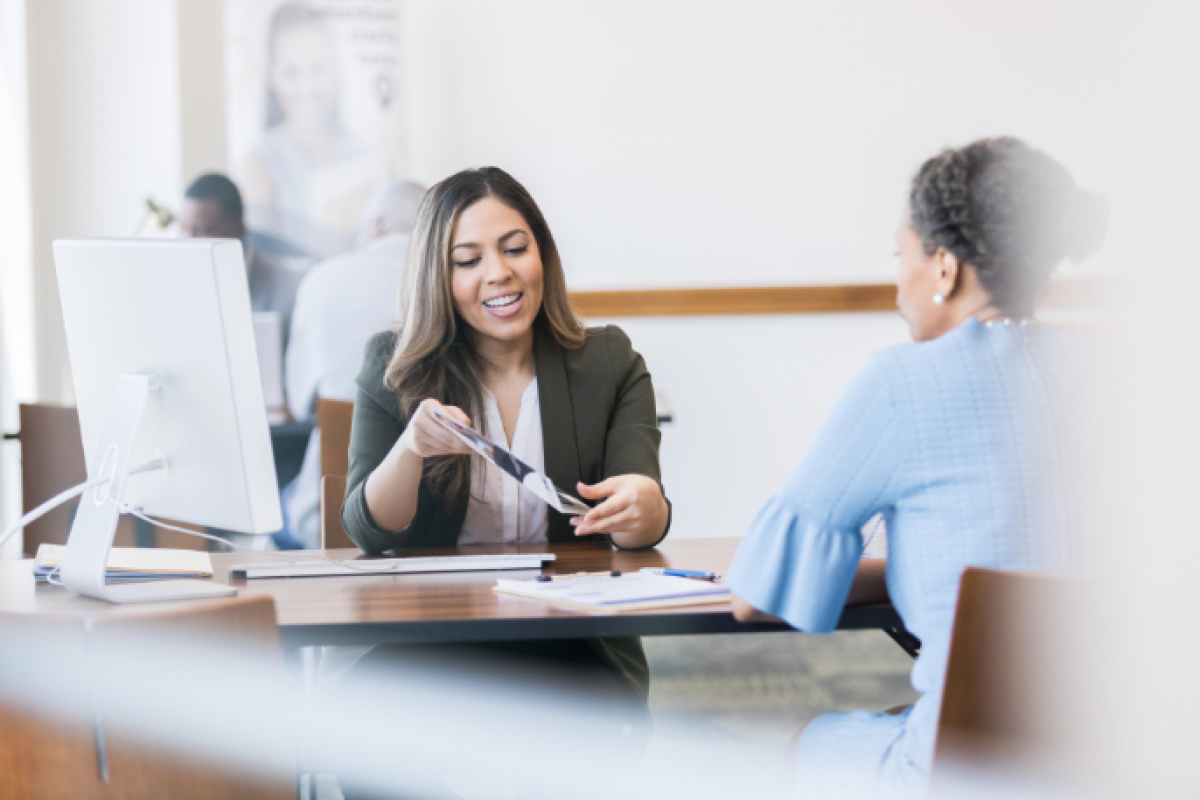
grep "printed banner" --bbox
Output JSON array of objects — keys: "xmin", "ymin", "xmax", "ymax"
[{"xmin": 224, "ymin": 0, "xmax": 405, "ymax": 258}]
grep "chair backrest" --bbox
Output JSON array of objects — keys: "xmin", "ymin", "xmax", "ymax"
[
  {"xmin": 16, "ymin": 403, "xmax": 206, "ymax": 555},
  {"xmin": 0, "ymin": 612, "xmax": 97, "ymax": 800},
  {"xmin": 932, "ymin": 567, "xmax": 1085, "ymax": 784},
  {"xmin": 0, "ymin": 597, "xmax": 292, "ymax": 800},
  {"xmin": 317, "ymin": 398, "xmax": 355, "ymax": 478},
  {"xmin": 320, "ymin": 474, "xmax": 356, "ymax": 550},
  {"xmin": 17, "ymin": 403, "xmax": 90, "ymax": 556}
]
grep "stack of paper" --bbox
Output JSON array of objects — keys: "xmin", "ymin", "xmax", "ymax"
[
  {"xmin": 32, "ymin": 544, "xmax": 214, "ymax": 583},
  {"xmin": 495, "ymin": 572, "xmax": 729, "ymax": 614}
]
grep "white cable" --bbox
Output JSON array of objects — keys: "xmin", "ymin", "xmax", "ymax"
[
  {"xmin": 116, "ymin": 504, "xmax": 261, "ymax": 554},
  {"xmin": 0, "ymin": 455, "xmax": 386, "ymax": 575},
  {"xmin": 0, "ymin": 457, "xmax": 166, "ymax": 555},
  {"xmin": 115, "ymin": 503, "xmax": 395, "ymax": 572},
  {"xmin": 0, "ymin": 475, "xmax": 112, "ymax": 553}
]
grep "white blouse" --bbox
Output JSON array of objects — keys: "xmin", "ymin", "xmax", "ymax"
[{"xmin": 458, "ymin": 379, "xmax": 549, "ymax": 544}]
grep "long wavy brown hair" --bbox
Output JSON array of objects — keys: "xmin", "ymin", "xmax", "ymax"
[{"xmin": 385, "ymin": 167, "xmax": 586, "ymax": 510}]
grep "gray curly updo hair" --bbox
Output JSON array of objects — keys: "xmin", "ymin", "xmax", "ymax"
[{"xmin": 909, "ymin": 137, "xmax": 1108, "ymax": 315}]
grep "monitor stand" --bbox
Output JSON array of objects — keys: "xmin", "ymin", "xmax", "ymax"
[{"xmin": 58, "ymin": 374, "xmax": 237, "ymax": 604}]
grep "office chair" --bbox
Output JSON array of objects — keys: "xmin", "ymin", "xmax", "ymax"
[
  {"xmin": 0, "ymin": 597, "xmax": 293, "ymax": 800},
  {"xmin": 930, "ymin": 567, "xmax": 1089, "ymax": 791}
]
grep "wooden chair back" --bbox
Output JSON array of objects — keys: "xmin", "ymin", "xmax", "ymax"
[
  {"xmin": 316, "ymin": 399, "xmax": 358, "ymax": 551},
  {"xmin": 0, "ymin": 597, "xmax": 292, "ymax": 799},
  {"xmin": 16, "ymin": 403, "xmax": 140, "ymax": 556},
  {"xmin": 0, "ymin": 612, "xmax": 97, "ymax": 800},
  {"xmin": 932, "ymin": 567, "xmax": 1084, "ymax": 783},
  {"xmin": 320, "ymin": 475, "xmax": 356, "ymax": 550},
  {"xmin": 317, "ymin": 398, "xmax": 354, "ymax": 479}
]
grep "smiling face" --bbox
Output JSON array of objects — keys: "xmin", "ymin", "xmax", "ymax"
[{"xmin": 448, "ymin": 197, "xmax": 545, "ymax": 347}]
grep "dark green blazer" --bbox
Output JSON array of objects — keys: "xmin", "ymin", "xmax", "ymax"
[{"xmin": 341, "ymin": 323, "xmax": 671, "ymax": 555}]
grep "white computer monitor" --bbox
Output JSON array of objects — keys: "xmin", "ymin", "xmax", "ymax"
[{"xmin": 53, "ymin": 238, "xmax": 282, "ymax": 603}]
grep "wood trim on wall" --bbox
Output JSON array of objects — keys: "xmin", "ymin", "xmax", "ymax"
[
  {"xmin": 570, "ymin": 284, "xmax": 897, "ymax": 317},
  {"xmin": 569, "ymin": 276, "xmax": 1115, "ymax": 317}
]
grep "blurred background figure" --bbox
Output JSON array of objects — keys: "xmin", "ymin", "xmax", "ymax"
[
  {"xmin": 179, "ymin": 172, "xmax": 304, "ymax": 355},
  {"xmin": 277, "ymin": 180, "xmax": 426, "ymax": 550},
  {"xmin": 238, "ymin": 1, "xmax": 378, "ymax": 258}
]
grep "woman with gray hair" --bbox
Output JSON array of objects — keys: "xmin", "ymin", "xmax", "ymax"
[{"xmin": 730, "ymin": 137, "xmax": 1107, "ymax": 797}]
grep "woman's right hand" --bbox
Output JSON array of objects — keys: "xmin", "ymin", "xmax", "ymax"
[{"xmin": 398, "ymin": 399, "xmax": 475, "ymax": 459}]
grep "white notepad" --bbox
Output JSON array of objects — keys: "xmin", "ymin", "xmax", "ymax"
[{"xmin": 494, "ymin": 572, "xmax": 730, "ymax": 614}]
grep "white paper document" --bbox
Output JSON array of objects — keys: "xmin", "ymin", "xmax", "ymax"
[
  {"xmin": 432, "ymin": 408, "xmax": 592, "ymax": 516},
  {"xmin": 32, "ymin": 544, "xmax": 214, "ymax": 582},
  {"xmin": 495, "ymin": 572, "xmax": 730, "ymax": 614}
]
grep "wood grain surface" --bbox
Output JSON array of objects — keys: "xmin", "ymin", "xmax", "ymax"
[
  {"xmin": 567, "ymin": 275, "xmax": 1120, "ymax": 318},
  {"xmin": 570, "ymin": 284, "xmax": 897, "ymax": 317},
  {"xmin": 0, "ymin": 538, "xmax": 898, "ymax": 646}
]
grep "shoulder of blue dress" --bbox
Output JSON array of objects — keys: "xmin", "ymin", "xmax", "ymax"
[{"xmin": 881, "ymin": 317, "xmax": 989, "ymax": 364}]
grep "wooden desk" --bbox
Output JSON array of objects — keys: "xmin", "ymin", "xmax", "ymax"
[{"xmin": 0, "ymin": 537, "xmax": 901, "ymax": 649}]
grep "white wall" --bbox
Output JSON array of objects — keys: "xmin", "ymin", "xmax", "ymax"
[
  {"xmin": 402, "ymin": 0, "xmax": 1122, "ymax": 291},
  {"xmin": 177, "ymin": 0, "xmax": 228, "ymax": 180},
  {"xmin": 24, "ymin": 0, "xmax": 187, "ymax": 404},
  {"xmin": 593, "ymin": 313, "xmax": 908, "ymax": 538},
  {"xmin": 1, "ymin": 0, "xmax": 190, "ymax": 556},
  {"xmin": 0, "ymin": 0, "xmax": 32, "ymax": 554}
]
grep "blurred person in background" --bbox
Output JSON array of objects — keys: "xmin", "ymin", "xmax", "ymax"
[
  {"xmin": 276, "ymin": 180, "xmax": 426, "ymax": 550},
  {"xmin": 333, "ymin": 167, "xmax": 670, "ymax": 797},
  {"xmin": 729, "ymin": 137, "xmax": 1107, "ymax": 798},
  {"xmin": 179, "ymin": 172, "xmax": 303, "ymax": 353}
]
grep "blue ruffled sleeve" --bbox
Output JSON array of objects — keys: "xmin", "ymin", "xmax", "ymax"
[{"xmin": 728, "ymin": 354, "xmax": 901, "ymax": 632}]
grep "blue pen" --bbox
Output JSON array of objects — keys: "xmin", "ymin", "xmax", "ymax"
[{"xmin": 640, "ymin": 567, "xmax": 720, "ymax": 581}]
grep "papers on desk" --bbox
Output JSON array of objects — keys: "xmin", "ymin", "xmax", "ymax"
[
  {"xmin": 32, "ymin": 544, "xmax": 214, "ymax": 583},
  {"xmin": 495, "ymin": 572, "xmax": 730, "ymax": 614},
  {"xmin": 861, "ymin": 514, "xmax": 888, "ymax": 559}
]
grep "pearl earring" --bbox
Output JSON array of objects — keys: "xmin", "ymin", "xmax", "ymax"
[{"xmin": 932, "ymin": 293, "xmax": 946, "ymax": 305}]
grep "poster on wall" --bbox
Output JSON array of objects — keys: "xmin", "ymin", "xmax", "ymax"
[{"xmin": 224, "ymin": 0, "xmax": 404, "ymax": 259}]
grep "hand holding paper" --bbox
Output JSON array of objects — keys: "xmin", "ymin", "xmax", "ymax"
[
  {"xmin": 571, "ymin": 475, "xmax": 670, "ymax": 538},
  {"xmin": 431, "ymin": 408, "xmax": 591, "ymax": 516},
  {"xmin": 401, "ymin": 399, "xmax": 476, "ymax": 459}
]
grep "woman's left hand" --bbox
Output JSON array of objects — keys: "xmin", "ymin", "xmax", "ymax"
[{"xmin": 571, "ymin": 475, "xmax": 669, "ymax": 548}]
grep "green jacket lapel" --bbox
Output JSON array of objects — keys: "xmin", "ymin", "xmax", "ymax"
[{"xmin": 534, "ymin": 325, "xmax": 583, "ymax": 542}]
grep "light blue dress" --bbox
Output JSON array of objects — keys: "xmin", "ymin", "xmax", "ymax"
[{"xmin": 728, "ymin": 318, "xmax": 1095, "ymax": 797}]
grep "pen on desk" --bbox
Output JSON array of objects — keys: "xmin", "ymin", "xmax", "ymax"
[{"xmin": 640, "ymin": 567, "xmax": 720, "ymax": 581}]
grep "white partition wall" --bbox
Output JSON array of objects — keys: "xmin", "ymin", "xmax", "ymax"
[
  {"xmin": 23, "ymin": 0, "xmax": 186, "ymax": 405},
  {"xmin": 399, "ymin": 0, "xmax": 1124, "ymax": 289}
]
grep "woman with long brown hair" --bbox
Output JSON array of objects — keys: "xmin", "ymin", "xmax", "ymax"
[
  {"xmin": 342, "ymin": 166, "xmax": 670, "ymax": 551},
  {"xmin": 334, "ymin": 169, "xmax": 670, "ymax": 794}
]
